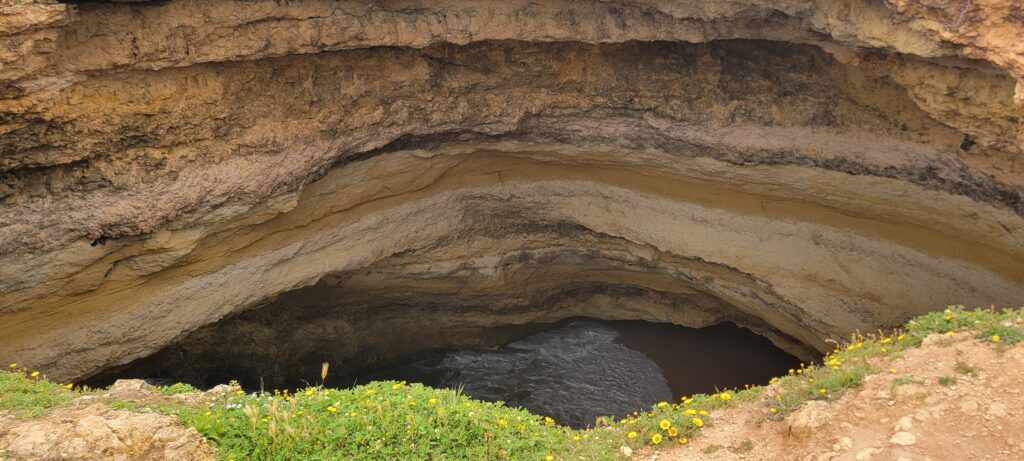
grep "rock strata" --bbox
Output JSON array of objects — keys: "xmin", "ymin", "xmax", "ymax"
[{"xmin": 0, "ymin": 0, "xmax": 1022, "ymax": 381}]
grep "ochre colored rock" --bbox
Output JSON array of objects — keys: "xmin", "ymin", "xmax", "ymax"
[
  {"xmin": 0, "ymin": 0, "xmax": 1021, "ymax": 382},
  {"xmin": 0, "ymin": 404, "xmax": 215, "ymax": 461}
]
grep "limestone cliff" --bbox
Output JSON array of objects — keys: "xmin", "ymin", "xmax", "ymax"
[{"xmin": 0, "ymin": 0, "xmax": 1022, "ymax": 382}]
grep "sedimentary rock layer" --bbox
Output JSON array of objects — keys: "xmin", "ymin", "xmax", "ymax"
[{"xmin": 0, "ymin": 0, "xmax": 1021, "ymax": 382}]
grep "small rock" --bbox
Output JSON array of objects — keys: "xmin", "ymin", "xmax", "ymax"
[
  {"xmin": 890, "ymin": 432, "xmax": 917, "ymax": 446},
  {"xmin": 855, "ymin": 447, "xmax": 881, "ymax": 460},
  {"xmin": 786, "ymin": 401, "xmax": 830, "ymax": 438},
  {"xmin": 832, "ymin": 436, "xmax": 853, "ymax": 451},
  {"xmin": 893, "ymin": 384, "xmax": 928, "ymax": 400},
  {"xmin": 619, "ymin": 446, "xmax": 632, "ymax": 457},
  {"xmin": 960, "ymin": 399, "xmax": 980, "ymax": 416},
  {"xmin": 892, "ymin": 416, "xmax": 913, "ymax": 432},
  {"xmin": 924, "ymin": 394, "xmax": 945, "ymax": 406},
  {"xmin": 208, "ymin": 383, "xmax": 241, "ymax": 395},
  {"xmin": 987, "ymin": 402, "xmax": 1007, "ymax": 418}
]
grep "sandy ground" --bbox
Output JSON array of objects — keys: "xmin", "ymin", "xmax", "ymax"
[{"xmin": 652, "ymin": 332, "xmax": 1024, "ymax": 461}]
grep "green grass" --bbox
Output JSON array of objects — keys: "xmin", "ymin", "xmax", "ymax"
[
  {"xmin": 0, "ymin": 365, "xmax": 77, "ymax": 418},
  {"xmin": 937, "ymin": 376, "xmax": 957, "ymax": 386},
  {"xmin": 954, "ymin": 360, "xmax": 977, "ymax": 376},
  {"xmin": 730, "ymin": 439, "xmax": 754, "ymax": 453},
  {"xmin": 893, "ymin": 376, "xmax": 917, "ymax": 386},
  {"xmin": 1, "ymin": 305, "xmax": 1021, "ymax": 460},
  {"xmin": 160, "ymin": 382, "xmax": 198, "ymax": 396},
  {"xmin": 700, "ymin": 444, "xmax": 723, "ymax": 454},
  {"xmin": 178, "ymin": 381, "xmax": 622, "ymax": 460},
  {"xmin": 177, "ymin": 381, "xmax": 737, "ymax": 460}
]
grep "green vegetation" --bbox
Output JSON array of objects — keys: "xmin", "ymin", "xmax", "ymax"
[
  {"xmin": 0, "ymin": 365, "xmax": 76, "ymax": 418},
  {"xmin": 0, "ymin": 305, "xmax": 1020, "ymax": 460},
  {"xmin": 893, "ymin": 376, "xmax": 917, "ymax": 386},
  {"xmin": 700, "ymin": 444, "xmax": 723, "ymax": 454},
  {"xmin": 160, "ymin": 382, "xmax": 199, "ymax": 396},
  {"xmin": 954, "ymin": 360, "xmax": 978, "ymax": 376},
  {"xmin": 730, "ymin": 439, "xmax": 754, "ymax": 453},
  {"xmin": 179, "ymin": 381, "xmax": 622, "ymax": 460}
]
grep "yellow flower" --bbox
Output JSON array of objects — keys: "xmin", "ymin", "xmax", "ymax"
[
  {"xmin": 699, "ymin": 410, "xmax": 708, "ymax": 416},
  {"xmin": 545, "ymin": 456, "xmax": 553, "ymax": 461},
  {"xmin": 683, "ymin": 398, "xmax": 693, "ymax": 405},
  {"xmin": 679, "ymin": 437, "xmax": 688, "ymax": 444},
  {"xmin": 692, "ymin": 417, "xmax": 703, "ymax": 428},
  {"xmin": 64, "ymin": 383, "xmax": 73, "ymax": 389},
  {"xmin": 651, "ymin": 433, "xmax": 663, "ymax": 444},
  {"xmin": 668, "ymin": 427, "xmax": 679, "ymax": 437},
  {"xmin": 572, "ymin": 435, "xmax": 580, "ymax": 442},
  {"xmin": 365, "ymin": 389, "xmax": 377, "ymax": 395},
  {"xmin": 992, "ymin": 335, "xmax": 1001, "ymax": 342},
  {"xmin": 391, "ymin": 381, "xmax": 406, "ymax": 390},
  {"xmin": 7, "ymin": 363, "xmax": 15, "ymax": 368},
  {"xmin": 204, "ymin": 411, "xmax": 212, "ymax": 416},
  {"xmin": 897, "ymin": 334, "xmax": 905, "ymax": 341},
  {"xmin": 719, "ymin": 392, "xmax": 731, "ymax": 401},
  {"xmin": 428, "ymin": 398, "xmax": 437, "ymax": 405},
  {"xmin": 30, "ymin": 371, "xmax": 39, "ymax": 377},
  {"xmin": 819, "ymin": 388, "xmax": 827, "ymax": 394},
  {"xmin": 770, "ymin": 408, "xmax": 778, "ymax": 414},
  {"xmin": 659, "ymin": 419, "xmax": 671, "ymax": 430},
  {"xmin": 683, "ymin": 409, "xmax": 696, "ymax": 415},
  {"xmin": 881, "ymin": 338, "xmax": 892, "ymax": 344},
  {"xmin": 437, "ymin": 408, "xmax": 444, "ymax": 415},
  {"xmin": 327, "ymin": 406, "xmax": 336, "ymax": 412},
  {"xmin": 304, "ymin": 389, "xmax": 314, "ymax": 396},
  {"xmin": 656, "ymin": 401, "xmax": 668, "ymax": 408},
  {"xmin": 880, "ymin": 347, "xmax": 887, "ymax": 352},
  {"xmin": 946, "ymin": 331, "xmax": 954, "ymax": 337},
  {"xmin": 236, "ymin": 390, "xmax": 244, "ymax": 396},
  {"xmin": 889, "ymin": 368, "xmax": 898, "ymax": 374},
  {"xmin": 544, "ymin": 416, "xmax": 555, "ymax": 426},
  {"xmin": 627, "ymin": 431, "xmax": 638, "ymax": 439}
]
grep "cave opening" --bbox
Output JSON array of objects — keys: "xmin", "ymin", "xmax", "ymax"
[
  {"xmin": 352, "ymin": 319, "xmax": 804, "ymax": 427},
  {"xmin": 83, "ymin": 293, "xmax": 808, "ymax": 428}
]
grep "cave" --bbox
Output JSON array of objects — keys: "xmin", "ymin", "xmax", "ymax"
[{"xmin": 1, "ymin": 0, "xmax": 1023, "ymax": 424}]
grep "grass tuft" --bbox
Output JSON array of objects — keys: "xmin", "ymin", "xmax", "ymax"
[{"xmin": 0, "ymin": 366, "xmax": 76, "ymax": 419}]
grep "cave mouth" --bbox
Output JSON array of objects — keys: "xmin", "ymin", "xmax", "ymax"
[
  {"xmin": 84, "ymin": 313, "xmax": 806, "ymax": 428},
  {"xmin": 355, "ymin": 319, "xmax": 805, "ymax": 427}
]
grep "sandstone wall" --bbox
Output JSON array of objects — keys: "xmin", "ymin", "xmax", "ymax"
[{"xmin": 0, "ymin": 0, "xmax": 1021, "ymax": 381}]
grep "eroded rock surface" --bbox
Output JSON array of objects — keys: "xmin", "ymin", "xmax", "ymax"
[
  {"xmin": 0, "ymin": 403, "xmax": 215, "ymax": 461},
  {"xmin": 0, "ymin": 0, "xmax": 1022, "ymax": 382}
]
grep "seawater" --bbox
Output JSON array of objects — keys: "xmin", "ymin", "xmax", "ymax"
[{"xmin": 359, "ymin": 320, "xmax": 802, "ymax": 428}]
